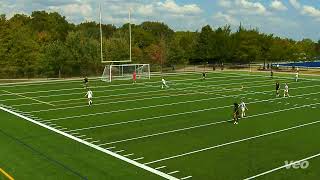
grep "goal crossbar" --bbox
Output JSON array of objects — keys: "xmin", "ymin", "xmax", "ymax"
[{"xmin": 101, "ymin": 64, "xmax": 150, "ymax": 82}]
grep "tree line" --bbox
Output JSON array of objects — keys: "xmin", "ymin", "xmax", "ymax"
[{"xmin": 0, "ymin": 11, "xmax": 319, "ymax": 78}]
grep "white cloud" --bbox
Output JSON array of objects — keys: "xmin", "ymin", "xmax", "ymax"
[
  {"xmin": 62, "ymin": 3, "xmax": 92, "ymax": 17},
  {"xmin": 301, "ymin": 5, "xmax": 320, "ymax": 21},
  {"xmin": 213, "ymin": 12, "xmax": 238, "ymax": 25},
  {"xmin": 233, "ymin": 0, "xmax": 269, "ymax": 15},
  {"xmin": 270, "ymin": 0, "xmax": 288, "ymax": 11},
  {"xmin": 218, "ymin": 0, "xmax": 232, "ymax": 8},
  {"xmin": 289, "ymin": 0, "xmax": 301, "ymax": 9},
  {"xmin": 157, "ymin": 0, "xmax": 202, "ymax": 15},
  {"xmin": 136, "ymin": 4, "xmax": 155, "ymax": 16}
]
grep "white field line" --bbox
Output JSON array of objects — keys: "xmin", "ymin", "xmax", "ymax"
[
  {"xmin": 209, "ymin": 71, "xmax": 320, "ymax": 86},
  {"xmin": 0, "ymin": 71, "xmax": 203, "ymax": 88},
  {"xmin": 133, "ymin": 157, "xmax": 145, "ymax": 161},
  {"xmin": 155, "ymin": 166, "xmax": 166, "ymax": 170},
  {"xmin": 76, "ymin": 135, "xmax": 86, "ymax": 138},
  {"xmin": 29, "ymin": 77, "xmax": 278, "ymax": 106},
  {"xmin": 115, "ymin": 150, "xmax": 125, "ymax": 153},
  {"xmin": 29, "ymin": 80, "xmax": 281, "ymax": 113},
  {"xmin": 0, "ymin": 72, "xmax": 200, "ymax": 87},
  {"xmin": 66, "ymin": 90, "xmax": 320, "ymax": 133},
  {"xmin": 9, "ymin": 75, "xmax": 297, "ymax": 107},
  {"xmin": 246, "ymin": 69, "xmax": 320, "ymax": 79},
  {"xmin": 168, "ymin": 171, "xmax": 179, "ymax": 175},
  {"xmin": 3, "ymin": 75, "xmax": 261, "ymax": 105},
  {"xmin": 0, "ymin": 106, "xmax": 179, "ymax": 180},
  {"xmin": 0, "ymin": 73, "xmax": 241, "ymax": 97},
  {"xmin": 98, "ymin": 101, "xmax": 320, "ymax": 146},
  {"xmin": 104, "ymin": 146, "xmax": 116, "ymax": 150},
  {"xmin": 43, "ymin": 85, "xmax": 320, "ymax": 123},
  {"xmin": 244, "ymin": 153, "xmax": 320, "ymax": 180},
  {"xmin": 123, "ymin": 153, "xmax": 134, "ymax": 157},
  {"xmin": 1, "ymin": 75, "xmax": 265, "ymax": 102},
  {"xmin": 181, "ymin": 176, "xmax": 192, "ymax": 180},
  {"xmin": 0, "ymin": 77, "xmax": 100, "ymax": 87},
  {"xmin": 2, "ymin": 90, "xmax": 55, "ymax": 106},
  {"xmin": 144, "ymin": 118, "xmax": 320, "ymax": 165},
  {"xmin": 28, "ymin": 79, "xmax": 304, "ymax": 113}
]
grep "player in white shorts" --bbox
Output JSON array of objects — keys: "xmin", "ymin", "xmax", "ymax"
[
  {"xmin": 239, "ymin": 100, "xmax": 248, "ymax": 118},
  {"xmin": 284, "ymin": 83, "xmax": 290, "ymax": 97},
  {"xmin": 161, "ymin": 78, "xmax": 169, "ymax": 89},
  {"xmin": 295, "ymin": 71, "xmax": 299, "ymax": 82},
  {"xmin": 85, "ymin": 89, "xmax": 93, "ymax": 106}
]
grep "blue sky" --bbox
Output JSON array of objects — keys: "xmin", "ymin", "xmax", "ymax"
[{"xmin": 0, "ymin": 0, "xmax": 319, "ymax": 41}]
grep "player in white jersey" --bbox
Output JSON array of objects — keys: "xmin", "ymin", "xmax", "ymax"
[
  {"xmin": 239, "ymin": 100, "xmax": 248, "ymax": 118},
  {"xmin": 295, "ymin": 71, "xmax": 299, "ymax": 82},
  {"xmin": 284, "ymin": 83, "xmax": 290, "ymax": 97},
  {"xmin": 161, "ymin": 78, "xmax": 169, "ymax": 89},
  {"xmin": 85, "ymin": 89, "xmax": 93, "ymax": 106}
]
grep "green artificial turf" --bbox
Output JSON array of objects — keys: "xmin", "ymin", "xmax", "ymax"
[{"xmin": 1, "ymin": 71, "xmax": 320, "ymax": 180}]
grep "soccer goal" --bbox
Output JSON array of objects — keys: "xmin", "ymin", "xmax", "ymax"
[{"xmin": 101, "ymin": 64, "xmax": 150, "ymax": 82}]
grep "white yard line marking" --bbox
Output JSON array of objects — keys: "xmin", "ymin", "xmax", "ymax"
[
  {"xmin": 67, "ymin": 91, "xmax": 320, "ymax": 132},
  {"xmin": 90, "ymin": 140, "xmax": 100, "ymax": 143},
  {"xmin": 42, "ymin": 85, "xmax": 320, "ymax": 123},
  {"xmin": 103, "ymin": 146, "xmax": 116, "ymax": 150},
  {"xmin": 0, "ymin": 106, "xmax": 179, "ymax": 180},
  {"xmin": 100, "ymin": 102, "xmax": 320, "ymax": 146},
  {"xmin": 0, "ymin": 73, "xmax": 249, "ymax": 96},
  {"xmin": 133, "ymin": 157, "xmax": 145, "ymax": 161},
  {"xmin": 2, "ymin": 90, "xmax": 55, "ymax": 106},
  {"xmin": 28, "ymin": 78, "xmax": 308, "ymax": 113},
  {"xmin": 244, "ymin": 153, "xmax": 320, "ymax": 180},
  {"xmin": 181, "ymin": 176, "xmax": 192, "ymax": 180},
  {"xmin": 145, "ymin": 119, "xmax": 320, "ymax": 165},
  {"xmin": 83, "ymin": 137, "xmax": 93, "ymax": 141},
  {"xmin": 115, "ymin": 150, "xmax": 125, "ymax": 153},
  {"xmin": 76, "ymin": 135, "xmax": 86, "ymax": 138},
  {"xmin": 123, "ymin": 153, "xmax": 134, "ymax": 157},
  {"xmin": 168, "ymin": 171, "xmax": 179, "ymax": 175},
  {"xmin": 0, "ymin": 77, "xmax": 99, "ymax": 87},
  {"xmin": 0, "ymin": 74, "xmax": 243, "ymax": 100},
  {"xmin": 28, "ymin": 80, "xmax": 281, "ymax": 113},
  {"xmin": 8, "ymin": 76, "xmax": 276, "ymax": 106},
  {"xmin": 155, "ymin": 166, "xmax": 166, "ymax": 170}
]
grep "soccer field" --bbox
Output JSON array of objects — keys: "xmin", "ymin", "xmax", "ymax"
[{"xmin": 1, "ymin": 71, "xmax": 320, "ymax": 180}]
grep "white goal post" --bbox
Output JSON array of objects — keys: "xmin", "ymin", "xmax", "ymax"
[{"xmin": 101, "ymin": 64, "xmax": 150, "ymax": 82}]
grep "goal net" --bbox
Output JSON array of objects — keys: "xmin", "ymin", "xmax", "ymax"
[{"xmin": 101, "ymin": 64, "xmax": 150, "ymax": 82}]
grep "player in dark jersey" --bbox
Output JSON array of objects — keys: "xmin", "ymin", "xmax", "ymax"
[
  {"xmin": 202, "ymin": 72, "xmax": 206, "ymax": 80},
  {"xmin": 270, "ymin": 70, "xmax": 273, "ymax": 79},
  {"xmin": 83, "ymin": 77, "xmax": 89, "ymax": 89},
  {"xmin": 233, "ymin": 103, "xmax": 240, "ymax": 125},
  {"xmin": 276, "ymin": 81, "xmax": 280, "ymax": 97}
]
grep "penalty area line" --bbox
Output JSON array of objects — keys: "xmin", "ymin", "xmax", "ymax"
[
  {"xmin": 0, "ymin": 106, "xmax": 179, "ymax": 180},
  {"xmin": 2, "ymin": 90, "xmax": 55, "ymax": 107}
]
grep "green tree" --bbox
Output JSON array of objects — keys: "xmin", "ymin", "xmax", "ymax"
[{"xmin": 43, "ymin": 40, "xmax": 71, "ymax": 78}]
